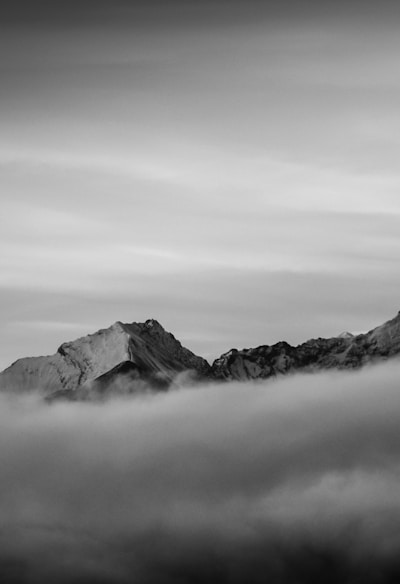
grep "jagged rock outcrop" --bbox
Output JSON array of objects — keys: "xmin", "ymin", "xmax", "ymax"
[
  {"xmin": 0, "ymin": 319, "xmax": 211, "ymax": 399},
  {"xmin": 211, "ymin": 311, "xmax": 400, "ymax": 381}
]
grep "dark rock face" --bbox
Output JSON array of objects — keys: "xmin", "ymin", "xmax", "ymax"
[
  {"xmin": 211, "ymin": 312, "xmax": 400, "ymax": 381},
  {"xmin": 120, "ymin": 319, "xmax": 211, "ymax": 378}
]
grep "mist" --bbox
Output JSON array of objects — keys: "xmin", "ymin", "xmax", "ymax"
[{"xmin": 2, "ymin": 363, "xmax": 400, "ymax": 583}]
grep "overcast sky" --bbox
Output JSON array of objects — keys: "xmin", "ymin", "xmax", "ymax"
[{"xmin": 1, "ymin": 0, "xmax": 400, "ymax": 369}]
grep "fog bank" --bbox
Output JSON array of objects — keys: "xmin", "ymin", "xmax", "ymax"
[{"xmin": 2, "ymin": 363, "xmax": 400, "ymax": 583}]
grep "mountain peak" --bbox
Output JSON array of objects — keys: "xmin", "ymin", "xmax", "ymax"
[
  {"xmin": 0, "ymin": 318, "xmax": 210, "ymax": 396},
  {"xmin": 144, "ymin": 318, "xmax": 163, "ymax": 329},
  {"xmin": 338, "ymin": 331, "xmax": 354, "ymax": 339}
]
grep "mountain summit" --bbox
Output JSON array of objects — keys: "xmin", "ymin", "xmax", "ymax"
[
  {"xmin": 0, "ymin": 319, "xmax": 211, "ymax": 399},
  {"xmin": 1, "ymin": 311, "xmax": 400, "ymax": 400}
]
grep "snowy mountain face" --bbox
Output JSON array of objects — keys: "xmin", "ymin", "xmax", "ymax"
[
  {"xmin": 1, "ymin": 312, "xmax": 400, "ymax": 400},
  {"xmin": 0, "ymin": 319, "xmax": 211, "ymax": 400}
]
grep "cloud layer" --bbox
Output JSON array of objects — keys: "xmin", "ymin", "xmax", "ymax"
[{"xmin": 2, "ymin": 363, "xmax": 400, "ymax": 583}]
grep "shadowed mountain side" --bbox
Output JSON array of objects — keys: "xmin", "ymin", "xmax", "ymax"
[{"xmin": 212, "ymin": 311, "xmax": 400, "ymax": 381}]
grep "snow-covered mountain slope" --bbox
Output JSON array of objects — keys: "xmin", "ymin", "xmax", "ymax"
[
  {"xmin": 211, "ymin": 311, "xmax": 400, "ymax": 381},
  {"xmin": 0, "ymin": 319, "xmax": 211, "ymax": 397}
]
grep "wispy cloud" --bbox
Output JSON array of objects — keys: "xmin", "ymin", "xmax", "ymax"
[{"xmin": 9, "ymin": 320, "xmax": 92, "ymax": 333}]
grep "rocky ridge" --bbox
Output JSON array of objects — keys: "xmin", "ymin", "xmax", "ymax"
[
  {"xmin": 211, "ymin": 311, "xmax": 400, "ymax": 380},
  {"xmin": 1, "ymin": 312, "xmax": 400, "ymax": 400}
]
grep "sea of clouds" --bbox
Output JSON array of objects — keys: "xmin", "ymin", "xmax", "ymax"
[{"xmin": 1, "ymin": 362, "xmax": 400, "ymax": 583}]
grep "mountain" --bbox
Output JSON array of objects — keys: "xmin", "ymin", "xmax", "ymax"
[
  {"xmin": 211, "ymin": 311, "xmax": 400, "ymax": 380},
  {"xmin": 1, "ymin": 311, "xmax": 400, "ymax": 399},
  {"xmin": 0, "ymin": 319, "xmax": 211, "ymax": 400}
]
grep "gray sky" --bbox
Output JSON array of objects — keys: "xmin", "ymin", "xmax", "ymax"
[{"xmin": 1, "ymin": 0, "xmax": 400, "ymax": 368}]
